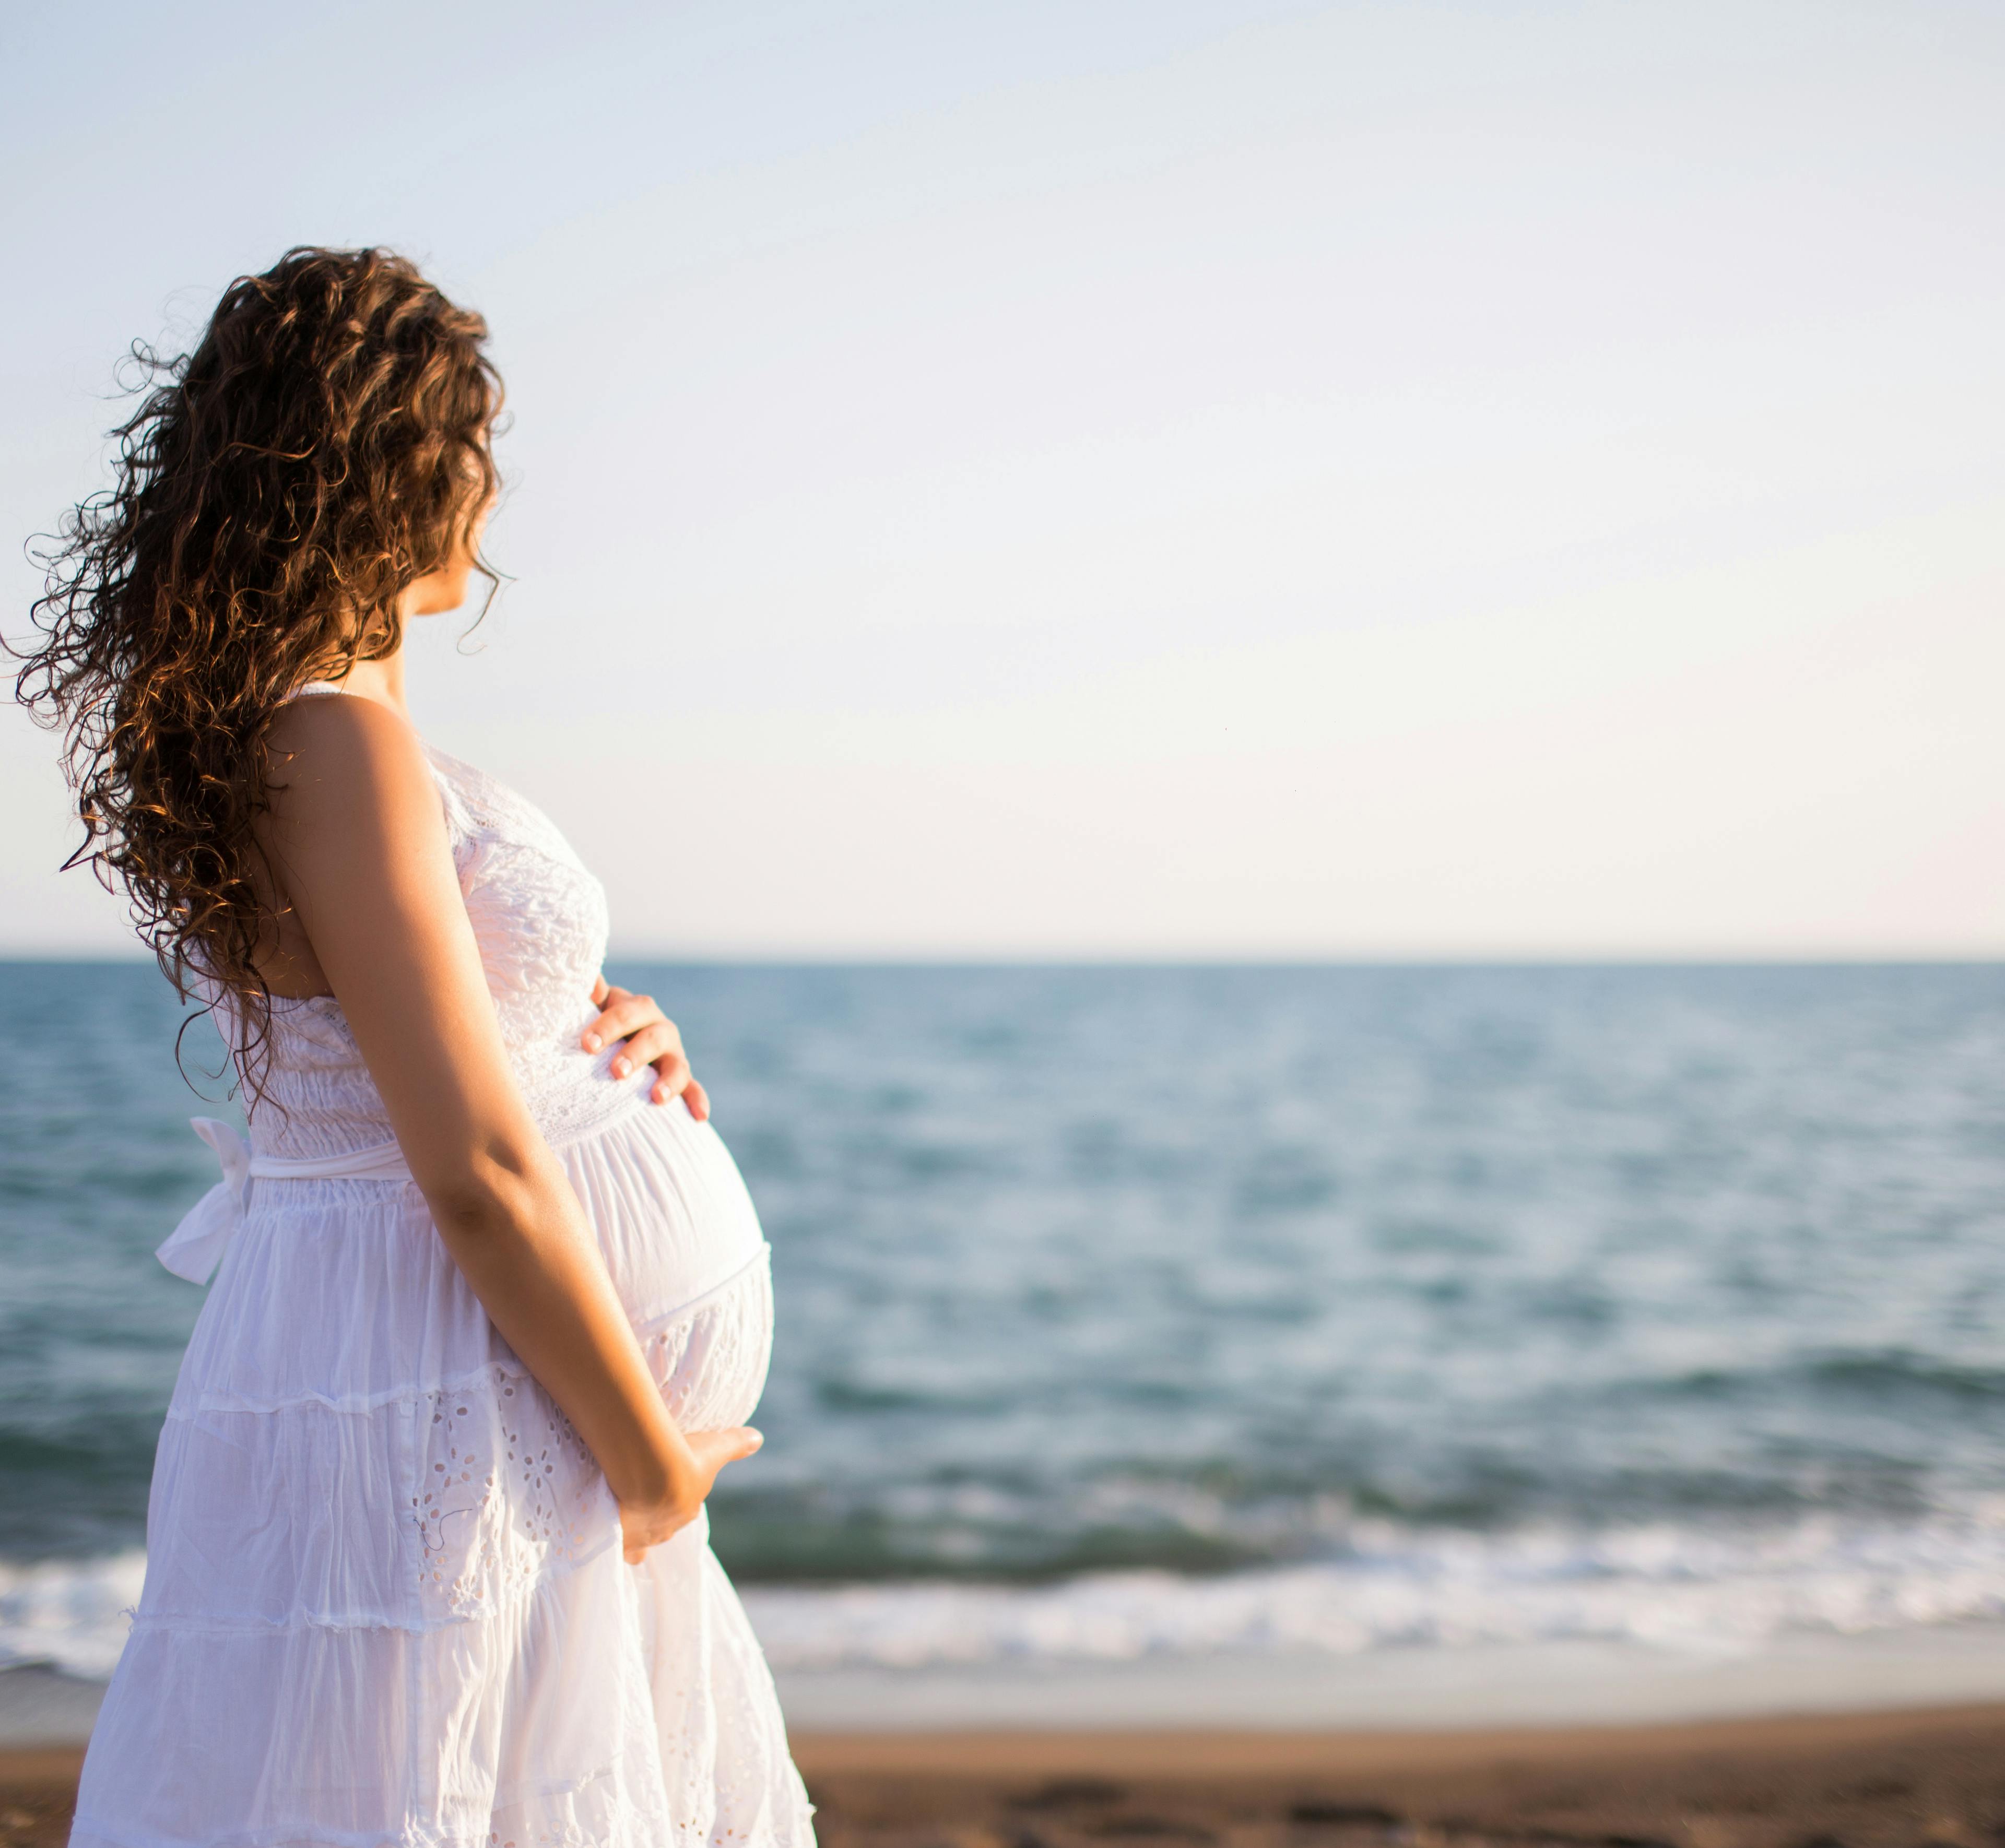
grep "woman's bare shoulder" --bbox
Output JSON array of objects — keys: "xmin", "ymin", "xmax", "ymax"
[{"xmin": 262, "ymin": 693, "xmax": 437, "ymax": 834}]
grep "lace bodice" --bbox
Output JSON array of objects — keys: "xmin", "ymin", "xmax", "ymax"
[{"xmin": 225, "ymin": 733, "xmax": 652, "ymax": 1162}]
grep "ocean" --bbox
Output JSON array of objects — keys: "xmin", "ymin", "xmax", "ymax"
[{"xmin": 3, "ymin": 961, "xmax": 2004, "ymax": 1725}]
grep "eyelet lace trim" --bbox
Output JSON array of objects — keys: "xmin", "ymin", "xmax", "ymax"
[{"xmin": 412, "ymin": 1369, "xmax": 609, "ymax": 1618}]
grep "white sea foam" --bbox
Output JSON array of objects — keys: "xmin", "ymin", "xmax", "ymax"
[
  {"xmin": 15, "ymin": 1508, "xmax": 2005, "ymax": 1688},
  {"xmin": 0, "ymin": 1552, "xmax": 146, "ymax": 1681},
  {"xmin": 740, "ymin": 1503, "xmax": 2005, "ymax": 1671}
]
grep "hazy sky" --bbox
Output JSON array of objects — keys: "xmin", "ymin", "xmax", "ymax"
[{"xmin": 4, "ymin": 0, "xmax": 2001, "ymax": 957}]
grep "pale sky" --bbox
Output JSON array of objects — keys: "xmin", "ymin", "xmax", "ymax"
[{"xmin": 4, "ymin": 0, "xmax": 2001, "ymax": 957}]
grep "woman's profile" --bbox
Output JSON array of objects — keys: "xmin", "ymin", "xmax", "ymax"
[{"xmin": 14, "ymin": 247, "xmax": 816, "ymax": 1848}]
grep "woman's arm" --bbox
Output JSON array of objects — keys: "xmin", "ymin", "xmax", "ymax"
[{"xmin": 256, "ymin": 694, "xmax": 757, "ymax": 1560}]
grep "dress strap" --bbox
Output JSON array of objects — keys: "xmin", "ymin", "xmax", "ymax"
[{"xmin": 282, "ymin": 679, "xmax": 349, "ymax": 703}]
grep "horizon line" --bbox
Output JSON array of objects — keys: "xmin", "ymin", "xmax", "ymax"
[{"xmin": 3, "ymin": 950, "xmax": 2003, "ymax": 970}]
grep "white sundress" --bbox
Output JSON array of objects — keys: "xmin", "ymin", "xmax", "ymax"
[{"xmin": 71, "ymin": 689, "xmax": 817, "ymax": 1848}]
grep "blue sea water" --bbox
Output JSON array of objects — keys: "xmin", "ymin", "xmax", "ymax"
[{"xmin": 3, "ymin": 961, "xmax": 2004, "ymax": 1688}]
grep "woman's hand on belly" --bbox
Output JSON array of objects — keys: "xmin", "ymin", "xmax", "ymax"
[
  {"xmin": 620, "ymin": 1424, "xmax": 762, "ymax": 1561},
  {"xmin": 583, "ymin": 976, "xmax": 710, "ymax": 1119}
]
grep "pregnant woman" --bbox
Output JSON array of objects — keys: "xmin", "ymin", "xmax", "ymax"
[{"xmin": 15, "ymin": 248, "xmax": 815, "ymax": 1848}]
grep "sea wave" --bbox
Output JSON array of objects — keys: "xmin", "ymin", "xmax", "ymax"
[
  {"xmin": 14, "ymin": 1504, "xmax": 2005, "ymax": 1685},
  {"xmin": 0, "ymin": 1551, "xmax": 145, "ymax": 1681},
  {"xmin": 740, "ymin": 1504, "xmax": 2005, "ymax": 1669}
]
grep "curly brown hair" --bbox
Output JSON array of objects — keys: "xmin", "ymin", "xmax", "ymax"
[{"xmin": 11, "ymin": 245, "xmax": 502, "ymax": 1093}]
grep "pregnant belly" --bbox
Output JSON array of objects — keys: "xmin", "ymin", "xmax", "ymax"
[{"xmin": 553, "ymin": 1096, "xmax": 775, "ymax": 1431}]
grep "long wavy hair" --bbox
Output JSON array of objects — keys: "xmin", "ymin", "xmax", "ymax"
[{"xmin": 11, "ymin": 246, "xmax": 502, "ymax": 1094}]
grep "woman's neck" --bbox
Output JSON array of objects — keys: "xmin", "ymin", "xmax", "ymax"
[
  {"xmin": 325, "ymin": 647, "xmax": 408, "ymax": 719},
  {"xmin": 329, "ymin": 552, "xmax": 473, "ymax": 716}
]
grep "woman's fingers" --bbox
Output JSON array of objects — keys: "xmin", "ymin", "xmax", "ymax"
[
  {"xmin": 613, "ymin": 1022, "xmax": 681, "ymax": 1076},
  {"xmin": 580, "ymin": 981, "xmax": 707, "ymax": 1113},
  {"xmin": 581, "ymin": 979, "xmax": 644, "ymax": 1049},
  {"xmin": 581, "ymin": 978, "xmax": 626, "ymax": 1050},
  {"xmin": 689, "ymin": 1426, "xmax": 763, "ymax": 1475},
  {"xmin": 632, "ymin": 1043, "xmax": 710, "ymax": 1117},
  {"xmin": 586, "ymin": 994, "xmax": 656, "ymax": 1048},
  {"xmin": 642, "ymin": 1051, "xmax": 690, "ymax": 1100},
  {"xmin": 582, "ymin": 990, "xmax": 666, "ymax": 1054}
]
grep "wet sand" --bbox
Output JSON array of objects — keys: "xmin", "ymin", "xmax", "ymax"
[
  {"xmin": 6, "ymin": 1705, "xmax": 2003, "ymax": 1848},
  {"xmin": 795, "ymin": 1711, "xmax": 2005, "ymax": 1847}
]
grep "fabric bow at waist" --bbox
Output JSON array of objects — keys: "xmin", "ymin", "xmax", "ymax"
[{"xmin": 157, "ymin": 1117, "xmax": 415, "ymax": 1284}]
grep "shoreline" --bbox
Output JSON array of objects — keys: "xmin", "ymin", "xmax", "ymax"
[
  {"xmin": 6, "ymin": 1705, "xmax": 2004, "ymax": 1847},
  {"xmin": 769, "ymin": 1621, "xmax": 2005, "ymax": 1733},
  {"xmin": 14, "ymin": 1619, "xmax": 2005, "ymax": 1748}
]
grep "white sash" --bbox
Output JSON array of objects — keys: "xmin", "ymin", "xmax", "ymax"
[{"xmin": 158, "ymin": 1116, "xmax": 414, "ymax": 1284}]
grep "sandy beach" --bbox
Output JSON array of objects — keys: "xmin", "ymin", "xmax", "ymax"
[{"xmin": 4, "ymin": 1706, "xmax": 2001, "ymax": 1848}]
